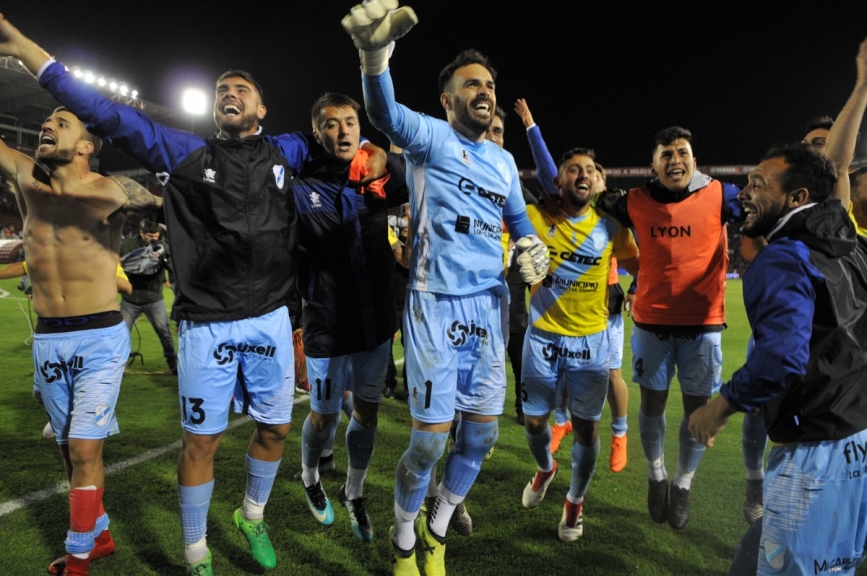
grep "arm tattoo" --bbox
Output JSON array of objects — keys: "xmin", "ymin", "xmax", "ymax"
[{"xmin": 110, "ymin": 176, "xmax": 162, "ymax": 214}]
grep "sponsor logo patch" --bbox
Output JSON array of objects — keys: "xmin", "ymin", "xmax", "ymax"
[
  {"xmin": 39, "ymin": 356, "xmax": 84, "ymax": 383},
  {"xmin": 213, "ymin": 342, "xmax": 278, "ymax": 365},
  {"xmin": 446, "ymin": 320, "xmax": 488, "ymax": 346}
]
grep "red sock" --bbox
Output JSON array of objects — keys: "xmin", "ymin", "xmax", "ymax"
[{"xmin": 69, "ymin": 487, "xmax": 103, "ymax": 534}]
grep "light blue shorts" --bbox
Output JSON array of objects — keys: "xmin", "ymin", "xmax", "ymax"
[
  {"xmin": 521, "ymin": 327, "xmax": 609, "ymax": 421},
  {"xmin": 34, "ymin": 322, "xmax": 130, "ymax": 444},
  {"xmin": 404, "ymin": 289, "xmax": 506, "ymax": 423},
  {"xmin": 630, "ymin": 326, "xmax": 722, "ymax": 396},
  {"xmin": 608, "ymin": 313, "xmax": 624, "ymax": 370},
  {"xmin": 307, "ymin": 338, "xmax": 390, "ymax": 414},
  {"xmin": 177, "ymin": 306, "xmax": 293, "ymax": 434},
  {"xmin": 758, "ymin": 430, "xmax": 867, "ymax": 575}
]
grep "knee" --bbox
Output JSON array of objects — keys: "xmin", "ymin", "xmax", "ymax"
[
  {"xmin": 352, "ymin": 398, "xmax": 379, "ymax": 427},
  {"xmin": 524, "ymin": 415, "xmax": 549, "ymax": 436},
  {"xmin": 640, "ymin": 388, "xmax": 668, "ymax": 416},
  {"xmin": 256, "ymin": 422, "xmax": 290, "ymax": 446},
  {"xmin": 454, "ymin": 419, "xmax": 499, "ymax": 461},
  {"xmin": 572, "ymin": 419, "xmax": 598, "ymax": 447},
  {"xmin": 181, "ymin": 432, "xmax": 222, "ymax": 462},
  {"xmin": 67, "ymin": 443, "xmax": 102, "ymax": 470},
  {"xmin": 308, "ymin": 411, "xmax": 338, "ymax": 432},
  {"xmin": 402, "ymin": 429, "xmax": 448, "ymax": 475}
]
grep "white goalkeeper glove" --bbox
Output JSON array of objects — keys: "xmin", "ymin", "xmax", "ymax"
[
  {"xmin": 342, "ymin": 0, "xmax": 418, "ymax": 74},
  {"xmin": 515, "ymin": 235, "xmax": 549, "ymax": 285}
]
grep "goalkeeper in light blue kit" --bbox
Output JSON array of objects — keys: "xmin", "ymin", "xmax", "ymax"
[{"xmin": 342, "ymin": 2, "xmax": 550, "ymax": 575}]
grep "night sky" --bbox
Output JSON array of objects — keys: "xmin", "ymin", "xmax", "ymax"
[{"xmin": 8, "ymin": 2, "xmax": 867, "ymax": 171}]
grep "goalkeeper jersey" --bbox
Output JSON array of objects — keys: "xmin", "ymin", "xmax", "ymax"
[{"xmin": 527, "ymin": 205, "xmax": 637, "ymax": 336}]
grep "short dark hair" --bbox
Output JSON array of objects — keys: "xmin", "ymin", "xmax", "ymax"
[
  {"xmin": 310, "ymin": 92, "xmax": 361, "ymax": 128},
  {"xmin": 139, "ymin": 219, "xmax": 160, "ymax": 234},
  {"xmin": 595, "ymin": 163, "xmax": 606, "ymax": 182},
  {"xmin": 494, "ymin": 106, "xmax": 507, "ymax": 122},
  {"xmin": 54, "ymin": 106, "xmax": 102, "ymax": 158},
  {"xmin": 850, "ymin": 166, "xmax": 867, "ymax": 195},
  {"xmin": 652, "ymin": 126, "xmax": 692, "ymax": 153},
  {"xmin": 437, "ymin": 49, "xmax": 497, "ymax": 95},
  {"xmin": 804, "ymin": 115, "xmax": 834, "ymax": 134},
  {"xmin": 559, "ymin": 147, "xmax": 596, "ymax": 167},
  {"xmin": 216, "ymin": 70, "xmax": 264, "ymax": 103},
  {"xmin": 763, "ymin": 142, "xmax": 837, "ymax": 203}
]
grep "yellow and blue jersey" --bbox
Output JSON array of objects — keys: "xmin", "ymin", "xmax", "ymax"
[{"xmin": 527, "ymin": 205, "xmax": 637, "ymax": 337}]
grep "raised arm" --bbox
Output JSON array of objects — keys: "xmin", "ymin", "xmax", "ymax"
[
  {"xmin": 0, "ymin": 15, "xmax": 204, "ymax": 175},
  {"xmin": 343, "ymin": 1, "xmax": 425, "ymax": 151},
  {"xmin": 0, "ymin": 14, "xmax": 51, "ymax": 75},
  {"xmin": 825, "ymin": 36, "xmax": 867, "ymax": 206},
  {"xmin": 515, "ymin": 99, "xmax": 558, "ymax": 197}
]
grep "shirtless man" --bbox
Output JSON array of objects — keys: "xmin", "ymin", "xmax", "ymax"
[{"xmin": 0, "ymin": 105, "xmax": 161, "ymax": 575}]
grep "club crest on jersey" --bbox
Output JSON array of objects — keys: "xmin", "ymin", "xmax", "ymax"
[
  {"xmin": 591, "ymin": 230, "xmax": 606, "ymax": 251},
  {"xmin": 310, "ymin": 191, "xmax": 322, "ymax": 209},
  {"xmin": 203, "ymin": 168, "xmax": 217, "ymax": 184},
  {"xmin": 94, "ymin": 404, "xmax": 112, "ymax": 428},
  {"xmin": 547, "ymin": 224, "xmax": 556, "ymax": 238},
  {"xmin": 412, "ymin": 386, "xmax": 420, "ymax": 407},
  {"xmin": 764, "ymin": 539, "xmax": 786, "ymax": 570},
  {"xmin": 461, "ymin": 148, "xmax": 471, "ymax": 167},
  {"xmin": 273, "ymin": 165, "xmax": 285, "ymax": 189}
]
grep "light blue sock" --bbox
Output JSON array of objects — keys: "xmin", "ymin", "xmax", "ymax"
[
  {"xmin": 742, "ymin": 412, "xmax": 768, "ymax": 479},
  {"xmin": 639, "ymin": 410, "xmax": 667, "ymax": 479},
  {"xmin": 554, "ymin": 406, "xmax": 570, "ymax": 426},
  {"xmin": 611, "ymin": 416, "xmax": 628, "ymax": 437},
  {"xmin": 395, "ymin": 429, "xmax": 449, "ymax": 513},
  {"xmin": 525, "ymin": 425, "xmax": 555, "ymax": 472},
  {"xmin": 93, "ymin": 512, "xmax": 109, "ymax": 535},
  {"xmin": 346, "ymin": 413, "xmax": 377, "ymax": 471},
  {"xmin": 179, "ymin": 480, "xmax": 214, "ymax": 544},
  {"xmin": 674, "ymin": 415, "xmax": 706, "ymax": 489},
  {"xmin": 323, "ymin": 413, "xmax": 340, "ymax": 456},
  {"xmin": 442, "ymin": 419, "xmax": 499, "ymax": 497},
  {"xmin": 301, "ymin": 414, "xmax": 333, "ymax": 470},
  {"xmin": 242, "ymin": 455, "xmax": 281, "ymax": 520},
  {"xmin": 569, "ymin": 439, "xmax": 600, "ymax": 501}
]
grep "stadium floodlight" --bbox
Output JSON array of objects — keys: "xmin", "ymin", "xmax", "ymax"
[
  {"xmin": 71, "ymin": 66, "xmax": 82, "ymax": 79},
  {"xmin": 119, "ymin": 84, "xmax": 128, "ymax": 96},
  {"xmin": 108, "ymin": 79, "xmax": 118, "ymax": 92},
  {"xmin": 182, "ymin": 88, "xmax": 207, "ymax": 116},
  {"xmin": 97, "ymin": 76, "xmax": 106, "ymax": 87},
  {"xmin": 83, "ymin": 70, "xmax": 95, "ymax": 83},
  {"xmin": 131, "ymin": 90, "xmax": 138, "ymax": 99}
]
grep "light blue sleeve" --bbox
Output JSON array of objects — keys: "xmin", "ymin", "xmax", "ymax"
[
  {"xmin": 503, "ymin": 159, "xmax": 535, "ymax": 239},
  {"xmin": 362, "ymin": 69, "xmax": 438, "ymax": 163}
]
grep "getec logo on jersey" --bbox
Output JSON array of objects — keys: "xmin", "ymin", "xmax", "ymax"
[
  {"xmin": 458, "ymin": 178, "xmax": 506, "ymax": 207},
  {"xmin": 552, "ymin": 247, "xmax": 603, "ymax": 266},
  {"xmin": 446, "ymin": 320, "xmax": 488, "ymax": 346},
  {"xmin": 213, "ymin": 342, "xmax": 277, "ymax": 365},
  {"xmin": 39, "ymin": 356, "xmax": 84, "ymax": 383}
]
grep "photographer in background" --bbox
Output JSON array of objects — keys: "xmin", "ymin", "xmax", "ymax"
[{"xmin": 119, "ymin": 219, "xmax": 177, "ymax": 375}]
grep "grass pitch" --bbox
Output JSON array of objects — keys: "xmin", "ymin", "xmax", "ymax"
[{"xmin": 0, "ymin": 275, "xmax": 859, "ymax": 575}]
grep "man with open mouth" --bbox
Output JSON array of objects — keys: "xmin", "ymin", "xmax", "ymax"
[{"xmin": 597, "ymin": 126, "xmax": 743, "ymax": 532}]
